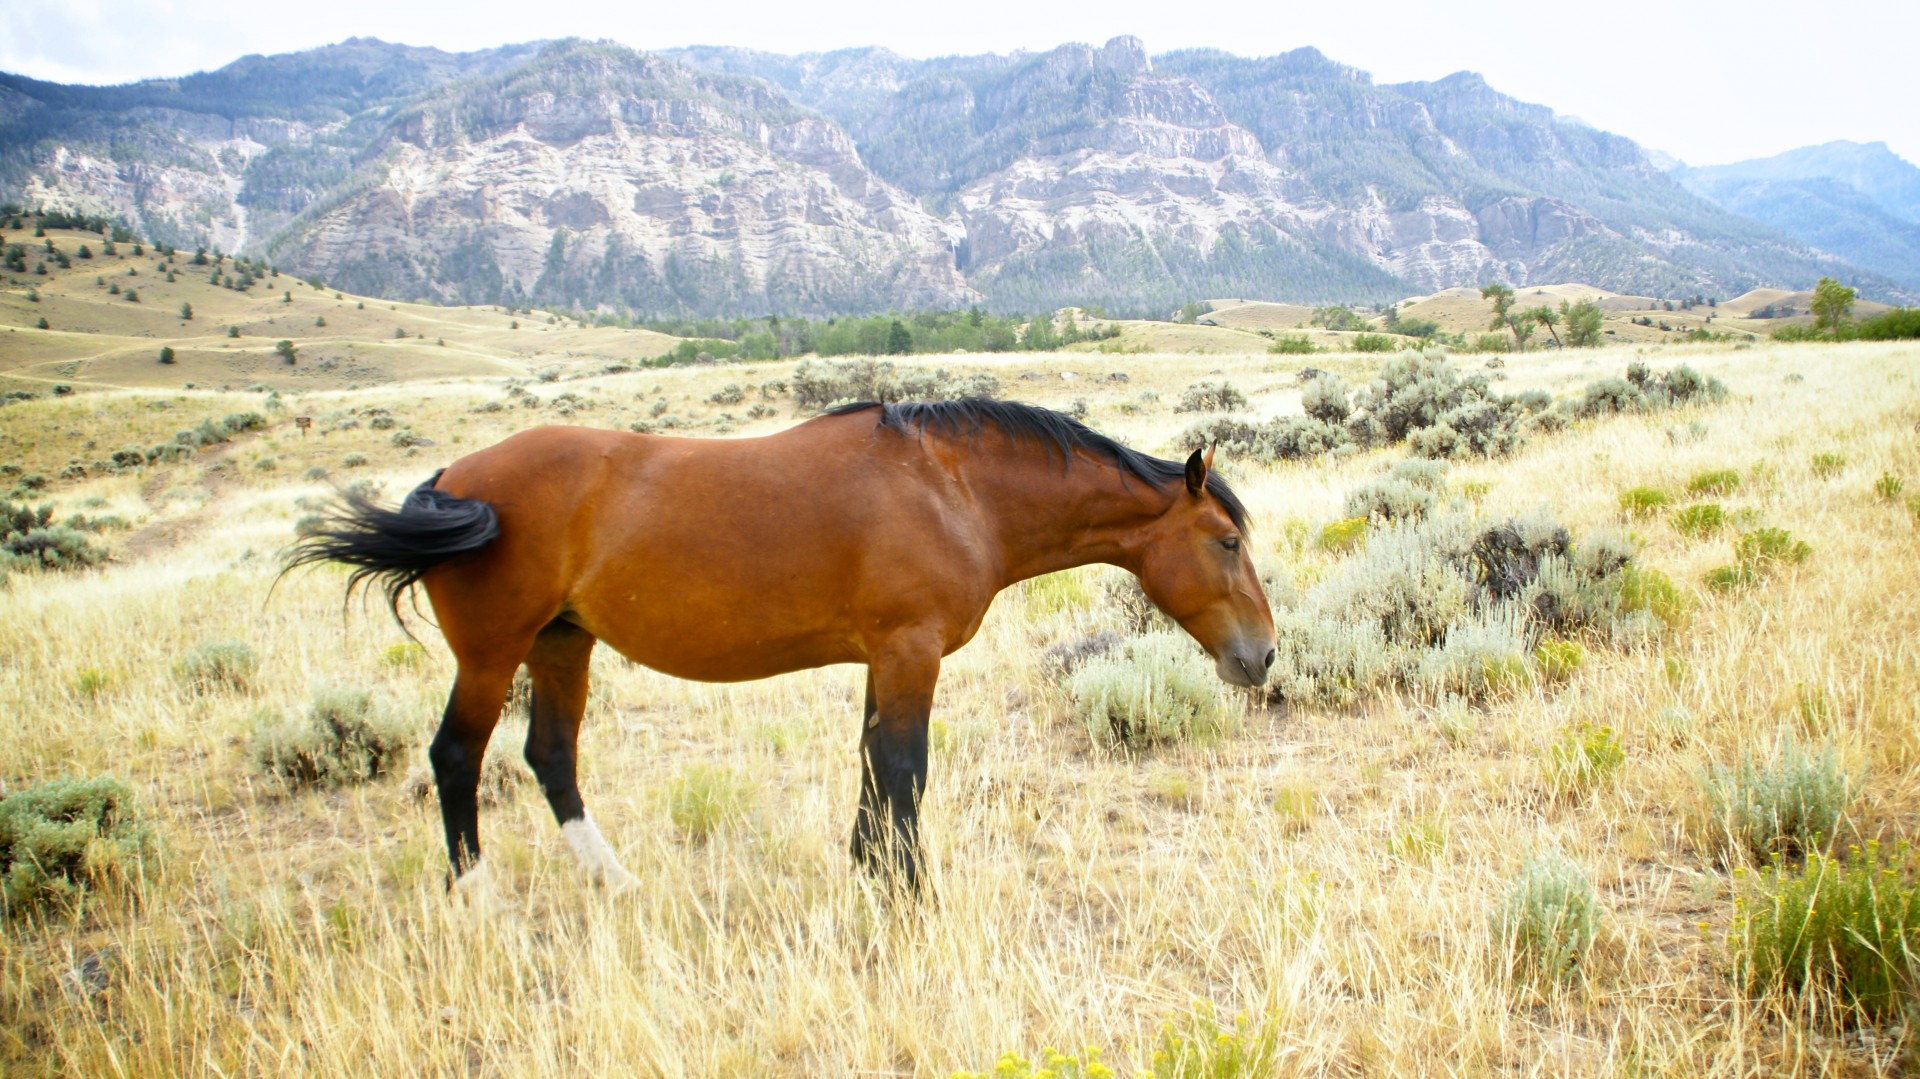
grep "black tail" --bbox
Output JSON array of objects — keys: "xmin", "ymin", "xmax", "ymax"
[{"xmin": 280, "ymin": 469, "xmax": 501, "ymax": 626}]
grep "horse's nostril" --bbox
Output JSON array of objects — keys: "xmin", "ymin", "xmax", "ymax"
[{"xmin": 1263, "ymin": 648, "xmax": 1276, "ymax": 671}]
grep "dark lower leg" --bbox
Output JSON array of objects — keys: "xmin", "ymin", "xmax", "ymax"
[{"xmin": 429, "ymin": 670, "xmax": 513, "ymax": 881}]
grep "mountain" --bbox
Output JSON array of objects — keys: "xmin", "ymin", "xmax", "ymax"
[
  {"xmin": 1673, "ymin": 141, "xmax": 1920, "ymax": 289},
  {"xmin": 2, "ymin": 36, "xmax": 1910, "ymax": 316}
]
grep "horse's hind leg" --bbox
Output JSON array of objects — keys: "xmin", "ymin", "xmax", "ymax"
[
  {"xmin": 523, "ymin": 620, "xmax": 639, "ymax": 891},
  {"xmin": 430, "ymin": 663, "xmax": 518, "ymax": 892}
]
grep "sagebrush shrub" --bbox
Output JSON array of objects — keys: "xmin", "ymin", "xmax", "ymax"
[
  {"xmin": 1071, "ymin": 633, "xmax": 1234, "ymax": 747},
  {"xmin": 1732, "ymin": 841, "xmax": 1920, "ymax": 1019},
  {"xmin": 1699, "ymin": 736, "xmax": 1852, "ymax": 861},
  {"xmin": 789, "ymin": 358, "xmax": 998, "ymax": 411},
  {"xmin": 251, "ymin": 687, "xmax": 412, "ymax": 788},
  {"xmin": 1343, "ymin": 458, "xmax": 1449, "ymax": 523},
  {"xmin": 1299, "ymin": 374, "xmax": 1350, "ymax": 424},
  {"xmin": 1174, "ymin": 381, "xmax": 1248, "ymax": 413},
  {"xmin": 0, "ymin": 775, "xmax": 155, "ymax": 919},
  {"xmin": 1493, "ymin": 852, "xmax": 1603, "ymax": 983},
  {"xmin": 174, "ymin": 641, "xmax": 258, "ymax": 694}
]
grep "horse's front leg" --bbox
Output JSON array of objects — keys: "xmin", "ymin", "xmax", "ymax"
[{"xmin": 850, "ymin": 639, "xmax": 940, "ymax": 892}]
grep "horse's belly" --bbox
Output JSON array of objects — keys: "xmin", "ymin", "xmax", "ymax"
[{"xmin": 569, "ymin": 587, "xmax": 864, "ymax": 683}]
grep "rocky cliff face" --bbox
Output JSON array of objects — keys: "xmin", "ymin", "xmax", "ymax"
[
  {"xmin": 269, "ymin": 42, "xmax": 972, "ymax": 314},
  {"xmin": 3, "ymin": 35, "xmax": 1905, "ymax": 313}
]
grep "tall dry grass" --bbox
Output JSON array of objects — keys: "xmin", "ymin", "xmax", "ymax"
[{"xmin": 2, "ymin": 341, "xmax": 1917, "ymax": 1076}]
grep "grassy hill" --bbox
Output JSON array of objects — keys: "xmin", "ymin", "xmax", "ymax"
[
  {"xmin": 0, "ymin": 223, "xmax": 681, "ymax": 394},
  {"xmin": 2, "ymin": 328, "xmax": 1918, "ymax": 1075}
]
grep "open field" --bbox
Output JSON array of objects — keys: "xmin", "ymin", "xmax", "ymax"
[{"xmin": 3, "ymin": 325, "xmax": 1919, "ymax": 1075}]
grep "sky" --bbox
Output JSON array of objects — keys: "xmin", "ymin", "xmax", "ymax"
[{"xmin": 2, "ymin": 0, "xmax": 1916, "ymax": 168}]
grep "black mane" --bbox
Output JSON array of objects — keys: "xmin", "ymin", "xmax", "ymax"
[{"xmin": 827, "ymin": 398, "xmax": 1250, "ymax": 533}]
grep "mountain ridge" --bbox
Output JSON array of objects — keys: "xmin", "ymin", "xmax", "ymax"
[{"xmin": 2, "ymin": 36, "xmax": 1910, "ymax": 316}]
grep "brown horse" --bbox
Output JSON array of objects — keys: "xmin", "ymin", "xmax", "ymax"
[{"xmin": 287, "ymin": 399, "xmax": 1275, "ymax": 893}]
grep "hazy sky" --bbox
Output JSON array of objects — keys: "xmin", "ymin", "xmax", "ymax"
[{"xmin": 3, "ymin": 0, "xmax": 1915, "ymax": 167}]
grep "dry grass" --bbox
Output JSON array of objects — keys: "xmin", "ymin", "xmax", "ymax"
[{"xmin": 1, "ymin": 334, "xmax": 1918, "ymax": 1076}]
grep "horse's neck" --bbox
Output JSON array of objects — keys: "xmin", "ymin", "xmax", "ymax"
[{"xmin": 958, "ymin": 447, "xmax": 1170, "ymax": 587}]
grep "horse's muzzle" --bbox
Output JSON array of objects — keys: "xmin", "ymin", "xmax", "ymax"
[{"xmin": 1217, "ymin": 640, "xmax": 1277, "ymax": 688}]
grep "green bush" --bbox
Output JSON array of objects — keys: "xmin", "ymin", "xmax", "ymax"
[
  {"xmin": 1534, "ymin": 639, "xmax": 1585, "ymax": 684},
  {"xmin": 1809, "ymin": 452, "xmax": 1846, "ymax": 479},
  {"xmin": 1349, "ymin": 332, "xmax": 1397, "ymax": 353},
  {"xmin": 0, "ymin": 506, "xmax": 108, "ymax": 570},
  {"xmin": 0, "ymin": 776, "xmax": 155, "ymax": 919},
  {"xmin": 1493, "ymin": 852, "xmax": 1602, "ymax": 983},
  {"xmin": 1617, "ymin": 564, "xmax": 1690, "ymax": 630},
  {"xmin": 1736, "ymin": 527, "xmax": 1812, "ymax": 570},
  {"xmin": 1267, "ymin": 333, "xmax": 1317, "ymax": 354},
  {"xmin": 1545, "ymin": 721, "xmax": 1622, "ymax": 794},
  {"xmin": 174, "ymin": 641, "xmax": 258, "ymax": 694},
  {"xmin": 1174, "ymin": 380, "xmax": 1248, "ymax": 413},
  {"xmin": 1874, "ymin": 472, "xmax": 1906, "ymax": 501},
  {"xmin": 1686, "ymin": 469, "xmax": 1740, "ymax": 496},
  {"xmin": 251, "ymin": 687, "xmax": 412, "ymax": 788},
  {"xmin": 1732, "ymin": 841, "xmax": 1920, "ymax": 1019},
  {"xmin": 1672, "ymin": 503, "xmax": 1725, "ymax": 538},
  {"xmin": 1071, "ymin": 633, "xmax": 1234, "ymax": 747},
  {"xmin": 952, "ymin": 1047, "xmax": 1114, "ymax": 1079},
  {"xmin": 1618, "ymin": 486, "xmax": 1671, "ymax": 519},
  {"xmin": 1316, "ymin": 516, "xmax": 1367, "ymax": 553},
  {"xmin": 1143, "ymin": 1002, "xmax": 1278, "ymax": 1079},
  {"xmin": 667, "ymin": 763, "xmax": 750, "ymax": 839},
  {"xmin": 1699, "ymin": 736, "xmax": 1852, "ymax": 861}
]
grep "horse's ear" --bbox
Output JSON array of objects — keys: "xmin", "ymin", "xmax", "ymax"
[{"xmin": 1184, "ymin": 447, "xmax": 1208, "ymax": 496}]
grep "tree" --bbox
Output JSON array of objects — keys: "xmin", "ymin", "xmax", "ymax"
[
  {"xmin": 158, "ymin": 346, "xmax": 176, "ymax": 365},
  {"xmin": 1481, "ymin": 282, "xmax": 1520, "ymax": 350},
  {"xmin": 179, "ymin": 302, "xmax": 193, "ymax": 320},
  {"xmin": 1561, "ymin": 300, "xmax": 1604, "ymax": 347},
  {"xmin": 1522, "ymin": 305, "xmax": 1562, "ymax": 348},
  {"xmin": 1811, "ymin": 277, "xmax": 1856, "ymax": 335},
  {"xmin": 885, "ymin": 319, "xmax": 912, "ymax": 355},
  {"xmin": 228, "ymin": 325, "xmax": 240, "ymax": 338},
  {"xmin": 275, "ymin": 340, "xmax": 297, "ymax": 366}
]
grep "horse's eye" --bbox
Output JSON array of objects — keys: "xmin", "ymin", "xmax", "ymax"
[{"xmin": 1221, "ymin": 537, "xmax": 1241, "ymax": 553}]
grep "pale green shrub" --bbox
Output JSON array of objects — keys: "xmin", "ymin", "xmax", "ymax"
[
  {"xmin": 1072, "ymin": 633, "xmax": 1234, "ymax": 747},
  {"xmin": 1699, "ymin": 736, "xmax": 1852, "ymax": 861},
  {"xmin": 251, "ymin": 687, "xmax": 412, "ymax": 788},
  {"xmin": 0, "ymin": 776, "xmax": 156, "ymax": 919},
  {"xmin": 174, "ymin": 641, "xmax": 258, "ymax": 694},
  {"xmin": 1493, "ymin": 852, "xmax": 1603, "ymax": 982}
]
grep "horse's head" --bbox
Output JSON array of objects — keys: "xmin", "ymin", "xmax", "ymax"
[{"xmin": 1132, "ymin": 448, "xmax": 1276, "ymax": 687}]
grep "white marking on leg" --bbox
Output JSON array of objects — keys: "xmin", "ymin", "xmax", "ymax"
[
  {"xmin": 562, "ymin": 814, "xmax": 640, "ymax": 891},
  {"xmin": 451, "ymin": 857, "xmax": 494, "ymax": 909}
]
